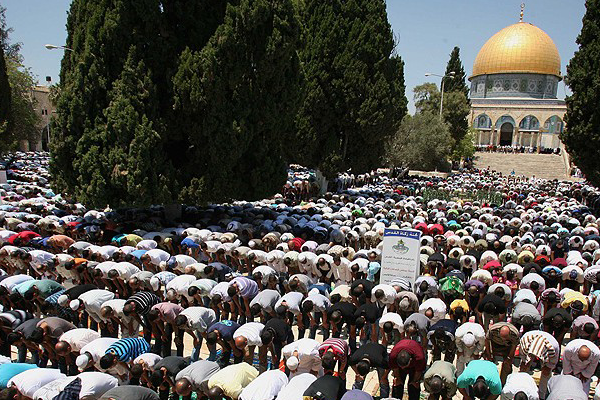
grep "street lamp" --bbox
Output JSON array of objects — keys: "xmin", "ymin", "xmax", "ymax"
[
  {"xmin": 425, "ymin": 71, "xmax": 456, "ymax": 119},
  {"xmin": 44, "ymin": 44, "xmax": 73, "ymax": 51}
]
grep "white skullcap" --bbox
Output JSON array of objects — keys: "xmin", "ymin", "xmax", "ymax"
[
  {"xmin": 76, "ymin": 353, "xmax": 91, "ymax": 369},
  {"xmin": 463, "ymin": 332, "xmax": 476, "ymax": 347},
  {"xmin": 286, "ymin": 356, "xmax": 299, "ymax": 371},
  {"xmin": 69, "ymin": 299, "xmax": 81, "ymax": 311},
  {"xmin": 57, "ymin": 295, "xmax": 69, "ymax": 307}
]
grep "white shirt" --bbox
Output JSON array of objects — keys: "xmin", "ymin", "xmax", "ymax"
[
  {"xmin": 234, "ymin": 322, "xmax": 265, "ymax": 347},
  {"xmin": 111, "ymin": 262, "xmax": 140, "ymax": 279},
  {"xmin": 1, "ymin": 274, "xmax": 33, "ymax": 292},
  {"xmin": 166, "ymin": 275, "xmax": 197, "ymax": 296},
  {"xmin": 210, "ymin": 282, "xmax": 232, "ymax": 302},
  {"xmin": 134, "ymin": 353, "xmax": 163, "ymax": 369},
  {"xmin": 9, "ymin": 368, "xmax": 66, "ymax": 399},
  {"xmin": 80, "ymin": 338, "xmax": 120, "ymax": 364},
  {"xmin": 239, "ymin": 369, "xmax": 288, "ymax": 400},
  {"xmin": 276, "ymin": 373, "xmax": 317, "ymax": 400},
  {"xmin": 501, "ymin": 372, "xmax": 540, "ymax": 400},
  {"xmin": 275, "ymin": 292, "xmax": 304, "ymax": 315},
  {"xmin": 95, "ymin": 261, "xmax": 117, "ymax": 278},
  {"xmin": 371, "ymin": 284, "xmax": 397, "ymax": 305},
  {"xmin": 378, "ymin": 312, "xmax": 404, "ymax": 331},
  {"xmin": 59, "ymin": 328, "xmax": 101, "ymax": 352},
  {"xmin": 419, "ymin": 298, "xmax": 447, "ymax": 323},
  {"xmin": 282, "ymin": 339, "xmax": 321, "ymax": 377},
  {"xmin": 146, "ymin": 249, "xmax": 171, "ymax": 266},
  {"xmin": 136, "ymin": 240, "xmax": 158, "ymax": 250},
  {"xmin": 79, "ymin": 290, "xmax": 115, "ymax": 322}
]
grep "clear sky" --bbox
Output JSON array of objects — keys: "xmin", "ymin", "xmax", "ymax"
[{"xmin": 3, "ymin": 0, "xmax": 587, "ymax": 113}]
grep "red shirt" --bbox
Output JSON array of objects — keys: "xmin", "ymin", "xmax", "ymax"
[
  {"xmin": 288, "ymin": 237, "xmax": 305, "ymax": 252},
  {"xmin": 389, "ymin": 339, "xmax": 426, "ymax": 371}
]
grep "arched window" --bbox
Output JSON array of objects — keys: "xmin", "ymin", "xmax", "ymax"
[
  {"xmin": 474, "ymin": 114, "xmax": 492, "ymax": 129},
  {"xmin": 542, "ymin": 116, "xmax": 564, "ymax": 134},
  {"xmin": 518, "ymin": 115, "xmax": 540, "ymax": 131},
  {"xmin": 495, "ymin": 115, "xmax": 516, "ymax": 130}
]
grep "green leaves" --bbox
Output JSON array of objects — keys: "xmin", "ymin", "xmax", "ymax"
[
  {"xmin": 563, "ymin": 0, "xmax": 600, "ymax": 186},
  {"xmin": 53, "ymin": 0, "xmax": 301, "ymax": 207},
  {"xmin": 293, "ymin": 0, "xmax": 407, "ymax": 177}
]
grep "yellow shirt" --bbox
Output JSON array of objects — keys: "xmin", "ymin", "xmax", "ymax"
[
  {"xmin": 208, "ymin": 362, "xmax": 258, "ymax": 399},
  {"xmin": 561, "ymin": 290, "xmax": 588, "ymax": 311}
]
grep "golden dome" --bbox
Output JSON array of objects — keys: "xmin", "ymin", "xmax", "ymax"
[{"xmin": 471, "ymin": 22, "xmax": 561, "ymax": 78}]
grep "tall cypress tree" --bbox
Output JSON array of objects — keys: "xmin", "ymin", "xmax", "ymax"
[
  {"xmin": 52, "ymin": 0, "xmax": 301, "ymax": 206},
  {"xmin": 293, "ymin": 0, "xmax": 407, "ymax": 177},
  {"xmin": 173, "ymin": 0, "xmax": 302, "ymax": 203},
  {"xmin": 442, "ymin": 46, "xmax": 470, "ymax": 148},
  {"xmin": 563, "ymin": 0, "xmax": 600, "ymax": 185},
  {"xmin": 444, "ymin": 46, "xmax": 469, "ymax": 97}
]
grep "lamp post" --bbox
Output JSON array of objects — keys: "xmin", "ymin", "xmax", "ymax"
[
  {"xmin": 424, "ymin": 71, "xmax": 456, "ymax": 119},
  {"xmin": 44, "ymin": 44, "xmax": 73, "ymax": 51}
]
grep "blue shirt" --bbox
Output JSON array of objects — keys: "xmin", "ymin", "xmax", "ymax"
[
  {"xmin": 207, "ymin": 320, "xmax": 240, "ymax": 341},
  {"xmin": 456, "ymin": 360, "xmax": 502, "ymax": 395},
  {"xmin": 0, "ymin": 363, "xmax": 38, "ymax": 388},
  {"xmin": 106, "ymin": 338, "xmax": 150, "ymax": 362}
]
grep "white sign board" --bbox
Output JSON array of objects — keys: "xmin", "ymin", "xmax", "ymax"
[{"xmin": 380, "ymin": 228, "xmax": 422, "ymax": 286}]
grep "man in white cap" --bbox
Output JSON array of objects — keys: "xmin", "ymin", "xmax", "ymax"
[
  {"xmin": 455, "ymin": 322, "xmax": 486, "ymax": 376},
  {"xmin": 282, "ymin": 338, "xmax": 322, "ymax": 379}
]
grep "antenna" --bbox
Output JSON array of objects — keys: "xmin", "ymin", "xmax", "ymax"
[{"xmin": 520, "ymin": 3, "xmax": 525, "ymax": 22}]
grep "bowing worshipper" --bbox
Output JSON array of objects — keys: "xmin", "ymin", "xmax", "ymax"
[
  {"xmin": 302, "ymin": 289, "xmax": 331, "ymax": 340},
  {"xmin": 423, "ymin": 360, "xmax": 457, "ymax": 400},
  {"xmin": 519, "ymin": 330, "xmax": 560, "ymax": 399},
  {"xmin": 100, "ymin": 386, "xmax": 160, "ymax": 400},
  {"xmin": 485, "ymin": 322, "xmax": 519, "ymax": 384},
  {"xmin": 149, "ymin": 356, "xmax": 189, "ymax": 400},
  {"xmin": 233, "ymin": 322, "xmax": 265, "ymax": 369},
  {"xmin": 55, "ymin": 328, "xmax": 101, "ymax": 375},
  {"xmin": 457, "ymin": 359, "xmax": 502, "ymax": 400},
  {"xmin": 455, "ymin": 322, "xmax": 486, "ymax": 375},
  {"xmin": 402, "ymin": 313, "xmax": 430, "ymax": 350},
  {"xmin": 562, "ymin": 339, "xmax": 600, "ymax": 393},
  {"xmin": 388, "ymin": 339, "xmax": 426, "ymax": 400},
  {"xmin": 7, "ymin": 368, "xmax": 66, "ymax": 400},
  {"xmin": 146, "ymin": 301, "xmax": 185, "ymax": 357},
  {"xmin": 174, "ymin": 306, "xmax": 218, "ymax": 360},
  {"xmin": 348, "ymin": 342, "xmax": 389, "ymax": 396},
  {"xmin": 29, "ymin": 316, "xmax": 76, "ymax": 372},
  {"xmin": 500, "ymin": 372, "xmax": 539, "ymax": 400},
  {"xmin": 318, "ymin": 338, "xmax": 350, "ymax": 380},
  {"xmin": 206, "ymin": 362, "xmax": 258, "ymax": 400},
  {"xmin": 378, "ymin": 311, "xmax": 403, "ymax": 347},
  {"xmin": 428, "ymin": 319, "xmax": 458, "ymax": 363},
  {"xmin": 174, "ymin": 360, "xmax": 220, "ymax": 400},
  {"xmin": 122, "ymin": 291, "xmax": 160, "ymax": 352},
  {"xmin": 98, "ymin": 337, "xmax": 151, "ymax": 382},
  {"xmin": 282, "ymin": 338, "xmax": 322, "ymax": 378},
  {"xmin": 205, "ymin": 320, "xmax": 241, "ymax": 368},
  {"xmin": 238, "ymin": 369, "xmax": 288, "ymax": 400},
  {"xmin": 546, "ymin": 375, "xmax": 589, "ymax": 400},
  {"xmin": 302, "ymin": 374, "xmax": 346, "ymax": 400}
]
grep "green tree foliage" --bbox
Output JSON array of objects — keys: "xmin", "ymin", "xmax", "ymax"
[
  {"xmin": 386, "ymin": 112, "xmax": 452, "ymax": 171},
  {"xmin": 0, "ymin": 6, "xmax": 39, "ymax": 153},
  {"xmin": 443, "ymin": 47, "xmax": 470, "ymax": 147},
  {"xmin": 451, "ymin": 127, "xmax": 476, "ymax": 162},
  {"xmin": 173, "ymin": 0, "xmax": 302, "ymax": 204},
  {"xmin": 0, "ymin": 37, "xmax": 10, "ymax": 142},
  {"xmin": 444, "ymin": 46, "xmax": 469, "ymax": 97},
  {"xmin": 414, "ymin": 81, "xmax": 470, "ymax": 150},
  {"xmin": 563, "ymin": 0, "xmax": 600, "ymax": 185},
  {"xmin": 52, "ymin": 0, "xmax": 299, "ymax": 207},
  {"xmin": 293, "ymin": 0, "xmax": 407, "ymax": 177}
]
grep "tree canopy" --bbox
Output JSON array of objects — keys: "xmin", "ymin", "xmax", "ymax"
[
  {"xmin": 292, "ymin": 0, "xmax": 407, "ymax": 177},
  {"xmin": 0, "ymin": 6, "xmax": 39, "ymax": 153},
  {"xmin": 386, "ymin": 112, "xmax": 452, "ymax": 171},
  {"xmin": 51, "ymin": 0, "xmax": 302, "ymax": 207},
  {"xmin": 563, "ymin": 0, "xmax": 600, "ymax": 186}
]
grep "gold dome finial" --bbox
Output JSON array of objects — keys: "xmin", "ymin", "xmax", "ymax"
[{"xmin": 520, "ymin": 3, "xmax": 525, "ymax": 22}]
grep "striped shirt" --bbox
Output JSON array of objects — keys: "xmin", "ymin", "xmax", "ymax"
[
  {"xmin": 105, "ymin": 338, "xmax": 151, "ymax": 362},
  {"xmin": 318, "ymin": 338, "xmax": 350, "ymax": 364},
  {"xmin": 0, "ymin": 310, "xmax": 33, "ymax": 329},
  {"xmin": 229, "ymin": 277, "xmax": 259, "ymax": 299},
  {"xmin": 520, "ymin": 330, "xmax": 560, "ymax": 366},
  {"xmin": 126, "ymin": 291, "xmax": 160, "ymax": 315}
]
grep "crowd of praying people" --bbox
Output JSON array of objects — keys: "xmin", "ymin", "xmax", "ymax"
[{"xmin": 0, "ymin": 152, "xmax": 598, "ymax": 400}]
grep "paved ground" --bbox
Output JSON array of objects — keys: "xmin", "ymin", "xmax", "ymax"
[{"xmin": 474, "ymin": 152, "xmax": 570, "ymax": 180}]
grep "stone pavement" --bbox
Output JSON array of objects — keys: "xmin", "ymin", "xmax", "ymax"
[{"xmin": 474, "ymin": 152, "xmax": 570, "ymax": 181}]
